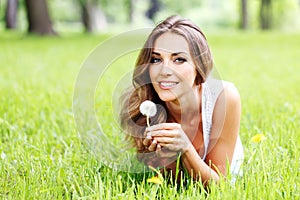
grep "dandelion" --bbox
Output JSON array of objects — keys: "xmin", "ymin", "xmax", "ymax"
[
  {"xmin": 250, "ymin": 133, "xmax": 267, "ymax": 182},
  {"xmin": 251, "ymin": 134, "xmax": 267, "ymax": 143},
  {"xmin": 139, "ymin": 100, "xmax": 157, "ymax": 127},
  {"xmin": 147, "ymin": 176, "xmax": 162, "ymax": 185}
]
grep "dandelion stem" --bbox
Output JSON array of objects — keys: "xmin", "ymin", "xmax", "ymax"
[
  {"xmin": 260, "ymin": 144, "xmax": 267, "ymax": 182},
  {"xmin": 146, "ymin": 116, "xmax": 150, "ymax": 127}
]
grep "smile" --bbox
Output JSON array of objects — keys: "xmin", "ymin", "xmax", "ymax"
[{"xmin": 158, "ymin": 81, "xmax": 178, "ymax": 89}]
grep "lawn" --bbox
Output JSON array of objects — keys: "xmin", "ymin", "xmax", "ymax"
[{"xmin": 0, "ymin": 30, "xmax": 299, "ymax": 199}]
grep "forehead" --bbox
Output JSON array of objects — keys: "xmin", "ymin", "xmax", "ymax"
[{"xmin": 153, "ymin": 32, "xmax": 190, "ymax": 54}]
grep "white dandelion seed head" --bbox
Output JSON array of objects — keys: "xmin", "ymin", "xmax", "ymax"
[{"xmin": 139, "ymin": 100, "xmax": 157, "ymax": 117}]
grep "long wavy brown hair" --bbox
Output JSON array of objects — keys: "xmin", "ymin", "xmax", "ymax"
[{"xmin": 120, "ymin": 15, "xmax": 214, "ymax": 156}]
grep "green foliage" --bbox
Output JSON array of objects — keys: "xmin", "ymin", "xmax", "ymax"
[
  {"xmin": 1, "ymin": 0, "xmax": 300, "ymax": 33},
  {"xmin": 161, "ymin": 0, "xmax": 204, "ymax": 14},
  {"xmin": 248, "ymin": 0, "xmax": 300, "ymax": 30},
  {"xmin": 0, "ymin": 30, "xmax": 299, "ymax": 199},
  {"xmin": 49, "ymin": 0, "xmax": 81, "ymax": 22}
]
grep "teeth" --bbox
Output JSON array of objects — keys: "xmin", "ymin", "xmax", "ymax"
[{"xmin": 160, "ymin": 82, "xmax": 177, "ymax": 87}]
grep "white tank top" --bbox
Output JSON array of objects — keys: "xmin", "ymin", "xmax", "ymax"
[{"xmin": 201, "ymin": 78, "xmax": 244, "ymax": 176}]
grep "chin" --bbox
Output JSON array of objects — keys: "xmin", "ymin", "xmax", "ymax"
[{"xmin": 158, "ymin": 94, "xmax": 177, "ymax": 102}]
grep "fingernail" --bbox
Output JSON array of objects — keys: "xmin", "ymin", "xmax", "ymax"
[
  {"xmin": 146, "ymin": 135, "xmax": 151, "ymax": 140},
  {"xmin": 152, "ymin": 140, "xmax": 157, "ymax": 144}
]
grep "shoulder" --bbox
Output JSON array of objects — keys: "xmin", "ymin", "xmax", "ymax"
[
  {"xmin": 220, "ymin": 81, "xmax": 241, "ymax": 104},
  {"xmin": 212, "ymin": 81, "xmax": 241, "ymax": 124},
  {"xmin": 203, "ymin": 78, "xmax": 240, "ymax": 107}
]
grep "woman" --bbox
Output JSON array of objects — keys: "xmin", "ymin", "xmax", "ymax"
[{"xmin": 120, "ymin": 15, "xmax": 243, "ymax": 184}]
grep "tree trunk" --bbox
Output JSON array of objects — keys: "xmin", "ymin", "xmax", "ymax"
[
  {"xmin": 25, "ymin": 0, "xmax": 56, "ymax": 35},
  {"xmin": 128, "ymin": 0, "xmax": 134, "ymax": 23},
  {"xmin": 240, "ymin": 0, "xmax": 248, "ymax": 29},
  {"xmin": 146, "ymin": 0, "xmax": 161, "ymax": 21},
  {"xmin": 80, "ymin": 1, "xmax": 107, "ymax": 33},
  {"xmin": 5, "ymin": 0, "xmax": 18, "ymax": 29},
  {"xmin": 260, "ymin": 0, "xmax": 272, "ymax": 30}
]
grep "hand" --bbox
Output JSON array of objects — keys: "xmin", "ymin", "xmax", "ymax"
[
  {"xmin": 143, "ymin": 133, "xmax": 160, "ymax": 152},
  {"xmin": 146, "ymin": 123, "xmax": 192, "ymax": 153},
  {"xmin": 142, "ymin": 128, "xmax": 179, "ymax": 159}
]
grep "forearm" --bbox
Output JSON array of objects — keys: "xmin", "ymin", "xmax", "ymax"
[{"xmin": 181, "ymin": 145, "xmax": 220, "ymax": 184}]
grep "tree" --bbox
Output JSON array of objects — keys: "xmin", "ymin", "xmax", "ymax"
[
  {"xmin": 5, "ymin": 0, "xmax": 18, "ymax": 29},
  {"xmin": 240, "ymin": 0, "xmax": 248, "ymax": 29},
  {"xmin": 146, "ymin": 0, "xmax": 161, "ymax": 21},
  {"xmin": 79, "ymin": 0, "xmax": 107, "ymax": 33},
  {"xmin": 125, "ymin": 0, "xmax": 134, "ymax": 23},
  {"xmin": 25, "ymin": 0, "xmax": 56, "ymax": 35},
  {"xmin": 260, "ymin": 0, "xmax": 272, "ymax": 29}
]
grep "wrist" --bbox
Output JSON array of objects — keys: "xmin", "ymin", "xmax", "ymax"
[{"xmin": 182, "ymin": 143, "xmax": 196, "ymax": 157}]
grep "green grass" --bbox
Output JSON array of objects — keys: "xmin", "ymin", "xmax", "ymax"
[{"xmin": 0, "ymin": 30, "xmax": 299, "ymax": 199}]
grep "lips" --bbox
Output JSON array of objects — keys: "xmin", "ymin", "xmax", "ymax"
[{"xmin": 158, "ymin": 81, "xmax": 178, "ymax": 89}]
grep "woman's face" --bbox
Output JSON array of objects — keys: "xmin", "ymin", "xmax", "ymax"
[{"xmin": 149, "ymin": 32, "xmax": 197, "ymax": 102}]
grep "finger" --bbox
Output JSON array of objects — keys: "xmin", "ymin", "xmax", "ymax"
[
  {"xmin": 142, "ymin": 135, "xmax": 152, "ymax": 146},
  {"xmin": 154, "ymin": 136, "xmax": 174, "ymax": 144},
  {"xmin": 156, "ymin": 143, "xmax": 161, "ymax": 151},
  {"xmin": 147, "ymin": 123, "xmax": 181, "ymax": 132},
  {"xmin": 148, "ymin": 140, "xmax": 157, "ymax": 152},
  {"xmin": 150, "ymin": 129, "xmax": 179, "ymax": 137},
  {"xmin": 159, "ymin": 143, "xmax": 178, "ymax": 151}
]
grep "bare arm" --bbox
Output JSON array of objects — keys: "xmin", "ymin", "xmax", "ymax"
[{"xmin": 181, "ymin": 84, "xmax": 241, "ymax": 183}]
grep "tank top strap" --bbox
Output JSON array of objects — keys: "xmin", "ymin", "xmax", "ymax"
[{"xmin": 201, "ymin": 78, "xmax": 229, "ymax": 160}]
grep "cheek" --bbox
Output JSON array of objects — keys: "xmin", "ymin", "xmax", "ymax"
[
  {"xmin": 149, "ymin": 66, "xmax": 159, "ymax": 81},
  {"xmin": 178, "ymin": 67, "xmax": 197, "ymax": 83}
]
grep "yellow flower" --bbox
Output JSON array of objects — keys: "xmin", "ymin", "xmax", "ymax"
[
  {"xmin": 251, "ymin": 134, "xmax": 267, "ymax": 143},
  {"xmin": 147, "ymin": 176, "xmax": 162, "ymax": 185}
]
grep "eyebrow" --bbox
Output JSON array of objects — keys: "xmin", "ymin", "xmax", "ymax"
[{"xmin": 151, "ymin": 51, "xmax": 188, "ymax": 56}]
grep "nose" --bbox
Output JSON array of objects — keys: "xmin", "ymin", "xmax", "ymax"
[{"xmin": 160, "ymin": 60, "xmax": 172, "ymax": 77}]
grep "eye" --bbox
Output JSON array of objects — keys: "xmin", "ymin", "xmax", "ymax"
[
  {"xmin": 150, "ymin": 57, "xmax": 161, "ymax": 64},
  {"xmin": 174, "ymin": 57, "xmax": 187, "ymax": 64}
]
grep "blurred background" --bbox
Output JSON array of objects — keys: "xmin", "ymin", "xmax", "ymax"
[
  {"xmin": 0, "ymin": 2, "xmax": 299, "ymax": 198},
  {"xmin": 1, "ymin": 0, "xmax": 300, "ymax": 35}
]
